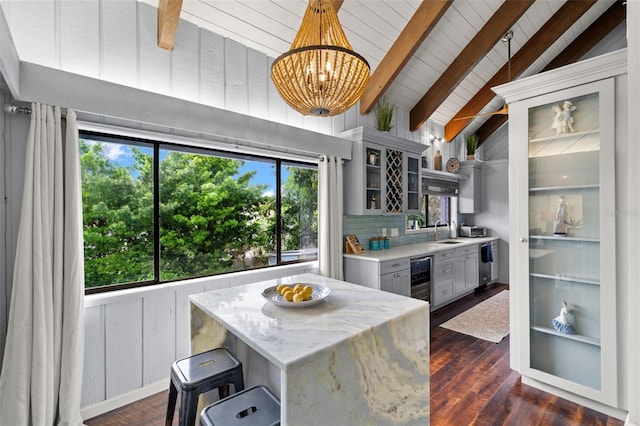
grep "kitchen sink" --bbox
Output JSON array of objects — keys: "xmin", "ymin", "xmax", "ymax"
[{"xmin": 436, "ymin": 240, "xmax": 463, "ymax": 244}]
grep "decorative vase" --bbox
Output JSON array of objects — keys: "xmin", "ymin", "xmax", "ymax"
[
  {"xmin": 466, "ymin": 154, "xmax": 475, "ymax": 161},
  {"xmin": 434, "ymin": 150, "xmax": 442, "ymax": 171}
]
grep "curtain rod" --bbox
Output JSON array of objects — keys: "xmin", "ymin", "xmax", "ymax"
[{"xmin": 4, "ymin": 103, "xmax": 32, "ymax": 114}]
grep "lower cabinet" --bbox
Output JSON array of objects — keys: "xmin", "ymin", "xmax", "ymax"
[
  {"xmin": 380, "ymin": 267, "xmax": 410, "ymax": 297},
  {"xmin": 453, "ymin": 245, "xmax": 479, "ymax": 296},
  {"xmin": 490, "ymin": 240, "xmax": 499, "ymax": 283},
  {"xmin": 432, "ymin": 245, "xmax": 480, "ymax": 310},
  {"xmin": 432, "ymin": 250, "xmax": 455, "ymax": 309},
  {"xmin": 344, "ymin": 256, "xmax": 410, "ymax": 297}
]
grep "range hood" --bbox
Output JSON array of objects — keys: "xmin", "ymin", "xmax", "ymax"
[{"xmin": 421, "ymin": 169, "xmax": 459, "ymax": 197}]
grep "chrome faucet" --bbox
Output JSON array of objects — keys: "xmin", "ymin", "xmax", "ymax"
[{"xmin": 434, "ymin": 219, "xmax": 449, "ymax": 241}]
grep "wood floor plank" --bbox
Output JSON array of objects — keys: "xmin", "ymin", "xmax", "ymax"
[{"xmin": 85, "ymin": 283, "xmax": 624, "ymax": 426}]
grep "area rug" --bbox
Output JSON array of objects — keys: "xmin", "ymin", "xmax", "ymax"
[{"xmin": 440, "ymin": 290, "xmax": 510, "ymax": 343}]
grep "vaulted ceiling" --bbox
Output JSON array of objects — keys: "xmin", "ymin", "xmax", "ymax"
[{"xmin": 154, "ymin": 0, "xmax": 626, "ymax": 143}]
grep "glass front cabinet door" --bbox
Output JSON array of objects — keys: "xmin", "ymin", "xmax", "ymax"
[
  {"xmin": 512, "ymin": 78, "xmax": 617, "ymax": 406},
  {"xmin": 365, "ymin": 145, "xmax": 383, "ymax": 213}
]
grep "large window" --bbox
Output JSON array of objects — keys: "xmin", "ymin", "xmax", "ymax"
[{"xmin": 80, "ymin": 131, "xmax": 318, "ymax": 293}]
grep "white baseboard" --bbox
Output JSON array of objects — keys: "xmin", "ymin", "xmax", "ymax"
[
  {"xmin": 521, "ymin": 376, "xmax": 627, "ymax": 421},
  {"xmin": 81, "ymin": 379, "xmax": 169, "ymax": 421}
]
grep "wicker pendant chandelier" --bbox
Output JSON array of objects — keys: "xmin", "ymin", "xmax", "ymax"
[{"xmin": 271, "ymin": 0, "xmax": 370, "ymax": 117}]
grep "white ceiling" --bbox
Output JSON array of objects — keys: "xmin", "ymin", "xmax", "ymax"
[{"xmin": 147, "ymin": 0, "xmax": 621, "ymax": 128}]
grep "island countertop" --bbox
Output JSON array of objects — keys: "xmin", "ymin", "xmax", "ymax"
[{"xmin": 189, "ymin": 272, "xmax": 430, "ymax": 425}]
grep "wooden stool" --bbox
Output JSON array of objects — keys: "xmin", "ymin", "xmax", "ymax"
[
  {"xmin": 165, "ymin": 347, "xmax": 244, "ymax": 426},
  {"xmin": 199, "ymin": 385, "xmax": 281, "ymax": 426}
]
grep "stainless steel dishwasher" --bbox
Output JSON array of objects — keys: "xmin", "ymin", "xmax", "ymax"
[{"xmin": 479, "ymin": 243, "xmax": 492, "ymax": 286}]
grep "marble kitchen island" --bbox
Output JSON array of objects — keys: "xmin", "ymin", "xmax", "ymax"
[{"xmin": 190, "ymin": 272, "xmax": 430, "ymax": 425}]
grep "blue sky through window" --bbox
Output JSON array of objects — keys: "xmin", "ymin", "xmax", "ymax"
[{"xmin": 85, "ymin": 140, "xmax": 280, "ymax": 196}]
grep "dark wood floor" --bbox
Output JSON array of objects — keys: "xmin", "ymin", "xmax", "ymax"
[{"xmin": 85, "ymin": 284, "xmax": 623, "ymax": 426}]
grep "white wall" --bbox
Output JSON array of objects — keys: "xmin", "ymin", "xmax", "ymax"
[
  {"xmin": 625, "ymin": 1, "xmax": 639, "ymax": 424},
  {"xmin": 80, "ymin": 262, "xmax": 318, "ymax": 419},
  {"xmin": 0, "ymin": 86, "xmax": 29, "ymax": 371}
]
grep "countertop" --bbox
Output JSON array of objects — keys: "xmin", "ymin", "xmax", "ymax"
[
  {"xmin": 343, "ymin": 236, "xmax": 499, "ymax": 262},
  {"xmin": 189, "ymin": 272, "xmax": 429, "ymax": 367}
]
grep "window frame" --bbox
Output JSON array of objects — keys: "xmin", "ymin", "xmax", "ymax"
[{"xmin": 80, "ymin": 130, "xmax": 318, "ymax": 294}]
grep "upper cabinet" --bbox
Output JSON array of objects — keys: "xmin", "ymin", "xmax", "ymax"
[
  {"xmin": 495, "ymin": 49, "xmax": 627, "ymax": 411},
  {"xmin": 341, "ymin": 127, "xmax": 425, "ymax": 216},
  {"xmin": 459, "ymin": 160, "xmax": 482, "ymax": 213}
]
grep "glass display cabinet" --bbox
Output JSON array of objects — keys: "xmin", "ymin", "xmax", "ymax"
[{"xmin": 511, "ymin": 78, "xmax": 617, "ymax": 406}]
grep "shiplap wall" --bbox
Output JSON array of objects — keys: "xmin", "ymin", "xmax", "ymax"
[
  {"xmin": 0, "ymin": 0, "xmax": 422, "ymax": 142},
  {"xmin": 81, "ymin": 262, "xmax": 317, "ymax": 415}
]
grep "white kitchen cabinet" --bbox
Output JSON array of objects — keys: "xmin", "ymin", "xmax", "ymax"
[
  {"xmin": 432, "ymin": 249, "xmax": 455, "ymax": 309},
  {"xmin": 497, "ymin": 53, "xmax": 623, "ymax": 409},
  {"xmin": 341, "ymin": 127, "xmax": 425, "ymax": 215},
  {"xmin": 343, "ymin": 256, "xmax": 410, "ymax": 297},
  {"xmin": 453, "ymin": 245, "xmax": 479, "ymax": 296},
  {"xmin": 459, "ymin": 161, "xmax": 482, "ymax": 213},
  {"xmin": 380, "ymin": 268, "xmax": 411, "ymax": 297},
  {"xmin": 490, "ymin": 240, "xmax": 498, "ymax": 283}
]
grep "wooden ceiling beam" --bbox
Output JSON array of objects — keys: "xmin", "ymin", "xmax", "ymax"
[
  {"xmin": 444, "ymin": 0, "xmax": 597, "ymax": 142},
  {"xmin": 541, "ymin": 0, "xmax": 626, "ymax": 72},
  {"xmin": 359, "ymin": 0, "xmax": 453, "ymax": 115},
  {"xmin": 474, "ymin": 0, "xmax": 626, "ymax": 145},
  {"xmin": 158, "ymin": 0, "xmax": 184, "ymax": 50},
  {"xmin": 409, "ymin": 0, "xmax": 534, "ymax": 131}
]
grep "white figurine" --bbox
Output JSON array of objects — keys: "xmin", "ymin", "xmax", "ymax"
[
  {"xmin": 552, "ymin": 301, "xmax": 576, "ymax": 334},
  {"xmin": 561, "ymin": 101, "xmax": 576, "ymax": 133},
  {"xmin": 551, "ymin": 101, "xmax": 576, "ymax": 135},
  {"xmin": 553, "ymin": 196, "xmax": 568, "ymax": 235}
]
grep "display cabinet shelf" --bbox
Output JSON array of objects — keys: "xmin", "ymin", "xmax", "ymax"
[
  {"xmin": 530, "ymin": 272, "xmax": 600, "ymax": 286},
  {"xmin": 531, "ymin": 326, "xmax": 601, "ymax": 347},
  {"xmin": 530, "ymin": 184, "xmax": 599, "ymax": 192},
  {"xmin": 529, "ymin": 129, "xmax": 599, "ymax": 144},
  {"xmin": 529, "ymin": 235, "xmax": 599, "ymax": 243}
]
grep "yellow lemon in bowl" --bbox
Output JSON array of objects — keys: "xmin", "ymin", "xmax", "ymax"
[{"xmin": 283, "ymin": 290, "xmax": 294, "ymax": 301}]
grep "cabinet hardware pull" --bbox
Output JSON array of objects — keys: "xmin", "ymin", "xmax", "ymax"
[{"xmin": 520, "ymin": 238, "xmax": 528, "ymax": 242}]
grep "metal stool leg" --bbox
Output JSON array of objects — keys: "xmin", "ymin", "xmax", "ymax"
[
  {"xmin": 180, "ymin": 388, "xmax": 200, "ymax": 426},
  {"xmin": 165, "ymin": 381, "xmax": 178, "ymax": 426}
]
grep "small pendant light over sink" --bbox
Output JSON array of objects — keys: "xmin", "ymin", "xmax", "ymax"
[{"xmin": 271, "ymin": 0, "xmax": 370, "ymax": 117}]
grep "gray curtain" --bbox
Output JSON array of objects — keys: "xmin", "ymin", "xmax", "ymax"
[
  {"xmin": 318, "ymin": 155, "xmax": 343, "ymax": 280},
  {"xmin": 0, "ymin": 104, "xmax": 84, "ymax": 426}
]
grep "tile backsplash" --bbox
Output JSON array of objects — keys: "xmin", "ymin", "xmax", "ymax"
[{"xmin": 343, "ymin": 215, "xmax": 444, "ymax": 249}]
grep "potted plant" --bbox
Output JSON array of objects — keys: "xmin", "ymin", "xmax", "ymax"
[
  {"xmin": 466, "ymin": 133, "xmax": 479, "ymax": 160},
  {"xmin": 375, "ymin": 98, "xmax": 394, "ymax": 132}
]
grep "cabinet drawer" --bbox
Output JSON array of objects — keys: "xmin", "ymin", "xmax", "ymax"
[
  {"xmin": 433, "ymin": 280, "xmax": 455, "ymax": 306},
  {"xmin": 434, "ymin": 250, "xmax": 455, "ymax": 262},
  {"xmin": 379, "ymin": 258, "xmax": 410, "ymax": 275},
  {"xmin": 434, "ymin": 260, "xmax": 454, "ymax": 282},
  {"xmin": 454, "ymin": 245, "xmax": 477, "ymax": 257}
]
